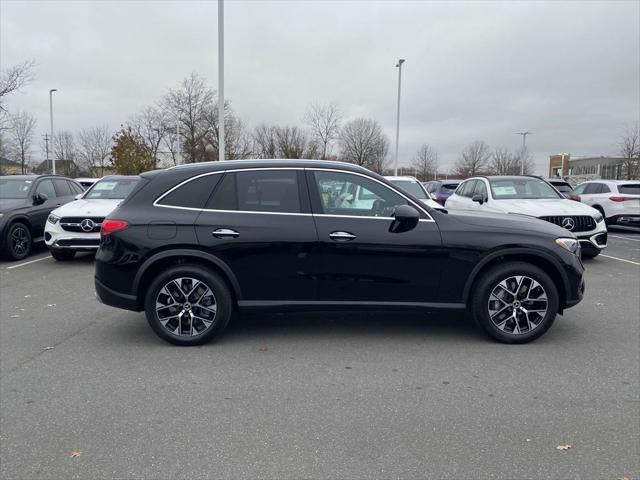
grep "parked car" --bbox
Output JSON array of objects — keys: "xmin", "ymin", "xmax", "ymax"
[
  {"xmin": 95, "ymin": 160, "xmax": 585, "ymax": 346},
  {"xmin": 75, "ymin": 178, "xmax": 99, "ymax": 190},
  {"xmin": 45, "ymin": 176, "xmax": 140, "ymax": 260},
  {"xmin": 0, "ymin": 175, "xmax": 84, "ymax": 260},
  {"xmin": 445, "ymin": 176, "xmax": 607, "ymax": 258},
  {"xmin": 573, "ymin": 180, "xmax": 640, "ymax": 227},
  {"xmin": 424, "ymin": 180, "xmax": 462, "ymax": 205},
  {"xmin": 547, "ymin": 178, "xmax": 581, "ymax": 201},
  {"xmin": 385, "ymin": 176, "xmax": 443, "ymax": 208}
]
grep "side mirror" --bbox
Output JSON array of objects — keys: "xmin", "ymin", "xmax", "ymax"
[
  {"xmin": 472, "ymin": 194, "xmax": 486, "ymax": 205},
  {"xmin": 74, "ymin": 193, "xmax": 83, "ymax": 200},
  {"xmin": 389, "ymin": 204, "xmax": 419, "ymax": 233},
  {"xmin": 33, "ymin": 193, "xmax": 48, "ymax": 205}
]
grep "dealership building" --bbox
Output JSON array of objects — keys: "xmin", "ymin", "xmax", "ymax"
[{"xmin": 548, "ymin": 154, "xmax": 627, "ymax": 179}]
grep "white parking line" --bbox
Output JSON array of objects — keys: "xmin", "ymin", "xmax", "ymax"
[
  {"xmin": 600, "ymin": 254, "xmax": 640, "ymax": 266},
  {"xmin": 5, "ymin": 255, "xmax": 52, "ymax": 270},
  {"xmin": 609, "ymin": 234, "xmax": 640, "ymax": 243}
]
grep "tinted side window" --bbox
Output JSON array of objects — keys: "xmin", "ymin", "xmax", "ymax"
[
  {"xmin": 159, "ymin": 174, "xmax": 221, "ymax": 209},
  {"xmin": 475, "ymin": 180, "xmax": 488, "ymax": 198},
  {"xmin": 620, "ymin": 184, "xmax": 640, "ymax": 194},
  {"xmin": 459, "ymin": 180, "xmax": 475, "ymax": 198},
  {"xmin": 53, "ymin": 179, "xmax": 72, "ymax": 196},
  {"xmin": 573, "ymin": 184, "xmax": 587, "ymax": 194},
  {"xmin": 35, "ymin": 179, "xmax": 56, "ymax": 198},
  {"xmin": 68, "ymin": 181, "xmax": 84, "ymax": 195},
  {"xmin": 584, "ymin": 183, "xmax": 601, "ymax": 194},
  {"xmin": 600, "ymin": 184, "xmax": 611, "ymax": 193},
  {"xmin": 208, "ymin": 170, "xmax": 301, "ymax": 213}
]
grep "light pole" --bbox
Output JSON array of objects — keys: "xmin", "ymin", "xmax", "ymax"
[
  {"xmin": 49, "ymin": 89, "xmax": 58, "ymax": 174},
  {"xmin": 394, "ymin": 59, "xmax": 405, "ymax": 176},
  {"xmin": 218, "ymin": 0, "xmax": 225, "ymax": 162},
  {"xmin": 515, "ymin": 131, "xmax": 532, "ymax": 175}
]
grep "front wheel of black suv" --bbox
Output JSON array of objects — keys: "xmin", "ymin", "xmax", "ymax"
[
  {"xmin": 144, "ymin": 264, "xmax": 233, "ymax": 346},
  {"xmin": 471, "ymin": 262, "xmax": 559, "ymax": 344},
  {"xmin": 5, "ymin": 222, "xmax": 32, "ymax": 260},
  {"xmin": 50, "ymin": 249, "xmax": 76, "ymax": 261}
]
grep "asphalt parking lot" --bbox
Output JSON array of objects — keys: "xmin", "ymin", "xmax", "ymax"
[{"xmin": 1, "ymin": 229, "xmax": 639, "ymax": 480}]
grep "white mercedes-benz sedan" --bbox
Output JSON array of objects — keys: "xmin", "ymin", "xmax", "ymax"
[
  {"xmin": 45, "ymin": 176, "xmax": 140, "ymax": 260},
  {"xmin": 445, "ymin": 175, "xmax": 608, "ymax": 258}
]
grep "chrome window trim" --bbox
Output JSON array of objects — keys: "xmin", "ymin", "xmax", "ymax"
[{"xmin": 153, "ymin": 166, "xmax": 434, "ymax": 222}]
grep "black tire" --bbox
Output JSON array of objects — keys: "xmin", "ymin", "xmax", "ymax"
[
  {"xmin": 4, "ymin": 222, "xmax": 32, "ymax": 260},
  {"xmin": 470, "ymin": 262, "xmax": 559, "ymax": 344},
  {"xmin": 144, "ymin": 264, "xmax": 233, "ymax": 346}
]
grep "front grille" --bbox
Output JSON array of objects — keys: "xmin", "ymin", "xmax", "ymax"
[
  {"xmin": 60, "ymin": 216, "xmax": 104, "ymax": 233},
  {"xmin": 55, "ymin": 238, "xmax": 100, "ymax": 247},
  {"xmin": 539, "ymin": 215, "xmax": 596, "ymax": 233}
]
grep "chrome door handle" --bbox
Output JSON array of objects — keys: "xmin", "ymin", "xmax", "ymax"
[
  {"xmin": 212, "ymin": 228, "xmax": 240, "ymax": 239},
  {"xmin": 329, "ymin": 231, "xmax": 356, "ymax": 241}
]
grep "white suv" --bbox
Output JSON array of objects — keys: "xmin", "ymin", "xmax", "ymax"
[
  {"xmin": 573, "ymin": 180, "xmax": 640, "ymax": 228},
  {"xmin": 45, "ymin": 176, "xmax": 140, "ymax": 260},
  {"xmin": 384, "ymin": 176, "xmax": 442, "ymax": 208},
  {"xmin": 445, "ymin": 176, "xmax": 608, "ymax": 258}
]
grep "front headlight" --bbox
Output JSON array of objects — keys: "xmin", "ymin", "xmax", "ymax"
[
  {"xmin": 594, "ymin": 212, "xmax": 604, "ymax": 223},
  {"xmin": 556, "ymin": 238, "xmax": 579, "ymax": 254},
  {"xmin": 47, "ymin": 214, "xmax": 60, "ymax": 225}
]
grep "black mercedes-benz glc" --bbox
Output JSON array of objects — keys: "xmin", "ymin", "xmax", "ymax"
[{"xmin": 95, "ymin": 160, "xmax": 585, "ymax": 345}]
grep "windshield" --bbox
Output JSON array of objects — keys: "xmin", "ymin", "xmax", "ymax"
[
  {"xmin": 84, "ymin": 178, "xmax": 139, "ymax": 199},
  {"xmin": 441, "ymin": 183, "xmax": 460, "ymax": 193},
  {"xmin": 490, "ymin": 178, "xmax": 562, "ymax": 200},
  {"xmin": 390, "ymin": 180, "xmax": 427, "ymax": 199},
  {"xmin": 0, "ymin": 178, "xmax": 33, "ymax": 199}
]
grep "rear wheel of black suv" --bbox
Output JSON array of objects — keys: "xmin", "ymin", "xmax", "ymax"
[
  {"xmin": 144, "ymin": 264, "xmax": 233, "ymax": 346},
  {"xmin": 471, "ymin": 262, "xmax": 559, "ymax": 344}
]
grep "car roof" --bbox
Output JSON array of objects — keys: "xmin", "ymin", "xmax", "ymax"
[
  {"xmin": 385, "ymin": 176, "xmax": 419, "ymax": 181},
  {"xmin": 579, "ymin": 179, "xmax": 638, "ymax": 185},
  {"xmin": 167, "ymin": 159, "xmax": 368, "ymax": 173},
  {"xmin": 0, "ymin": 174, "xmax": 73, "ymax": 180}
]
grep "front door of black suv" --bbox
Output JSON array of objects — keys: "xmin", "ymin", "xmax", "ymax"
[
  {"xmin": 307, "ymin": 169, "xmax": 443, "ymax": 304},
  {"xmin": 195, "ymin": 169, "xmax": 318, "ymax": 304}
]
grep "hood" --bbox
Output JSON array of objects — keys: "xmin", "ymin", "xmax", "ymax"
[
  {"xmin": 488, "ymin": 198, "xmax": 598, "ymax": 217},
  {"xmin": 446, "ymin": 209, "xmax": 571, "ymax": 238},
  {"xmin": 0, "ymin": 198, "xmax": 30, "ymax": 214},
  {"xmin": 51, "ymin": 198, "xmax": 123, "ymax": 218}
]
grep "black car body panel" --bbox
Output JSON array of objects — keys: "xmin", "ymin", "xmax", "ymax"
[{"xmin": 95, "ymin": 160, "xmax": 585, "ymax": 315}]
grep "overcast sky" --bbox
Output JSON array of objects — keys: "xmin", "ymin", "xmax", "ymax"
[{"xmin": 1, "ymin": 0, "xmax": 639, "ymax": 173}]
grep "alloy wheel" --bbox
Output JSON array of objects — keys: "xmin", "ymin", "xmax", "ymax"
[
  {"xmin": 11, "ymin": 226, "xmax": 29, "ymax": 256},
  {"xmin": 487, "ymin": 275, "xmax": 548, "ymax": 335},
  {"xmin": 155, "ymin": 277, "xmax": 217, "ymax": 337}
]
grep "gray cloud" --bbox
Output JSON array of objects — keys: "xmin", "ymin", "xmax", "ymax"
[{"xmin": 2, "ymin": 0, "xmax": 638, "ymax": 173}]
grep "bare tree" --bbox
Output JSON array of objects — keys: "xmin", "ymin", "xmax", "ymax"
[
  {"xmin": 202, "ymin": 103, "xmax": 253, "ymax": 160},
  {"xmin": 77, "ymin": 126, "xmax": 113, "ymax": 176},
  {"xmin": 452, "ymin": 140, "xmax": 491, "ymax": 177},
  {"xmin": 163, "ymin": 73, "xmax": 214, "ymax": 163},
  {"xmin": 252, "ymin": 124, "xmax": 279, "ymax": 158},
  {"xmin": 304, "ymin": 102, "xmax": 341, "ymax": 159},
  {"xmin": 129, "ymin": 106, "xmax": 170, "ymax": 168},
  {"xmin": 276, "ymin": 126, "xmax": 317, "ymax": 159},
  {"xmin": 618, "ymin": 123, "xmax": 640, "ymax": 180},
  {"xmin": 339, "ymin": 118, "xmax": 390, "ymax": 174},
  {"xmin": 412, "ymin": 144, "xmax": 438, "ymax": 181},
  {"xmin": 0, "ymin": 60, "xmax": 35, "ymax": 114},
  {"xmin": 52, "ymin": 130, "xmax": 78, "ymax": 167},
  {"xmin": 10, "ymin": 110, "xmax": 36, "ymax": 173},
  {"xmin": 489, "ymin": 147, "xmax": 517, "ymax": 175}
]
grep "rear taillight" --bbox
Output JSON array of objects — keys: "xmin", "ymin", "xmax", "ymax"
[
  {"xmin": 101, "ymin": 220, "xmax": 129, "ymax": 236},
  {"xmin": 436, "ymin": 196, "xmax": 447, "ymax": 205},
  {"xmin": 609, "ymin": 196, "xmax": 634, "ymax": 202}
]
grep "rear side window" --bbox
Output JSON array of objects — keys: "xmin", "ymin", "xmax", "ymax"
[
  {"xmin": 158, "ymin": 174, "xmax": 221, "ymax": 209},
  {"xmin": 620, "ymin": 184, "xmax": 640, "ymax": 194},
  {"xmin": 208, "ymin": 170, "xmax": 301, "ymax": 213},
  {"xmin": 53, "ymin": 179, "xmax": 72, "ymax": 196},
  {"xmin": 68, "ymin": 181, "xmax": 84, "ymax": 195}
]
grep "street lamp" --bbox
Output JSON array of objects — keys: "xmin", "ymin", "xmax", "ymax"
[
  {"xmin": 218, "ymin": 0, "xmax": 225, "ymax": 161},
  {"xmin": 515, "ymin": 131, "xmax": 532, "ymax": 175},
  {"xmin": 49, "ymin": 89, "xmax": 58, "ymax": 174},
  {"xmin": 394, "ymin": 59, "xmax": 405, "ymax": 176}
]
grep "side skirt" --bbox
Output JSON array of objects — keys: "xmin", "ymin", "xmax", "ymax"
[{"xmin": 237, "ymin": 300, "xmax": 466, "ymax": 312}]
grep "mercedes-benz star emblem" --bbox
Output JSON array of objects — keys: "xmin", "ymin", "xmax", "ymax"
[
  {"xmin": 80, "ymin": 218, "xmax": 95, "ymax": 232},
  {"xmin": 561, "ymin": 217, "xmax": 575, "ymax": 231}
]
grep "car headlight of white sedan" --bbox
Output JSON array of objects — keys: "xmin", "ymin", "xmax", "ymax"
[
  {"xmin": 594, "ymin": 212, "xmax": 604, "ymax": 223},
  {"xmin": 47, "ymin": 214, "xmax": 60, "ymax": 225}
]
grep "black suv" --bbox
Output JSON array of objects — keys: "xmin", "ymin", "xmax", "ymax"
[
  {"xmin": 95, "ymin": 160, "xmax": 585, "ymax": 345},
  {"xmin": 0, "ymin": 175, "xmax": 85, "ymax": 260}
]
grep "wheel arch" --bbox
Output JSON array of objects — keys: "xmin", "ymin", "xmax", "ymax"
[
  {"xmin": 133, "ymin": 249, "xmax": 242, "ymax": 310},
  {"xmin": 462, "ymin": 249, "xmax": 569, "ymax": 311}
]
